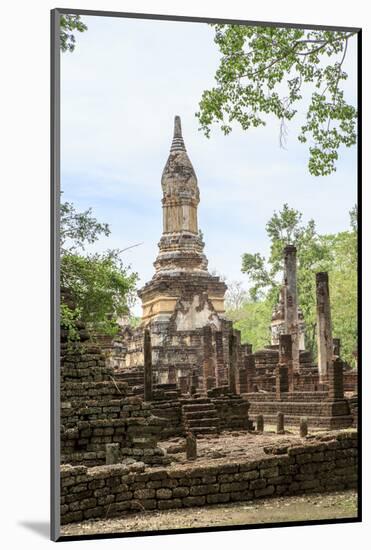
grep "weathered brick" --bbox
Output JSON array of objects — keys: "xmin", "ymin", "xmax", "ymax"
[
  {"xmin": 156, "ymin": 488, "xmax": 172, "ymax": 499},
  {"xmin": 158, "ymin": 499, "xmax": 182, "ymax": 510},
  {"xmin": 173, "ymin": 486, "xmax": 189, "ymax": 498},
  {"xmin": 182, "ymin": 496, "xmax": 206, "ymax": 507},
  {"xmin": 254, "ymin": 485, "xmax": 275, "ymax": 498}
]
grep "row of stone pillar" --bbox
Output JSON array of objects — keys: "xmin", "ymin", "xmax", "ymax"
[
  {"xmin": 143, "ymin": 325, "xmax": 242, "ymax": 399},
  {"xmin": 283, "ymin": 246, "xmax": 340, "ymax": 383},
  {"xmin": 256, "ymin": 413, "xmax": 308, "ymax": 437},
  {"xmin": 143, "ymin": 267, "xmax": 342, "ymax": 400}
]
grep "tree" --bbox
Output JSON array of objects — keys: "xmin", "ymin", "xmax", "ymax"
[
  {"xmin": 240, "ymin": 203, "xmax": 357, "ymax": 364},
  {"xmin": 242, "ymin": 204, "xmax": 328, "ymax": 317},
  {"xmin": 61, "ymin": 201, "xmax": 109, "ymax": 254},
  {"xmin": 60, "ymin": 200, "xmax": 138, "ymax": 339},
  {"xmin": 227, "ymin": 299, "xmax": 272, "ymax": 352},
  {"xmin": 241, "ymin": 204, "xmax": 328, "ymax": 353},
  {"xmin": 320, "ymin": 228, "xmax": 357, "ymax": 366},
  {"xmin": 60, "ymin": 14, "xmax": 88, "ymax": 52},
  {"xmin": 225, "ymin": 280, "xmax": 248, "ymax": 311},
  {"xmin": 197, "ymin": 25, "xmax": 357, "ymax": 176}
]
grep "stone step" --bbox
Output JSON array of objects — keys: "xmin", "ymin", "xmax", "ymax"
[
  {"xmin": 181, "ymin": 398, "xmax": 211, "ymax": 406},
  {"xmin": 182, "ymin": 410, "xmax": 219, "ymax": 420},
  {"xmin": 250, "ymin": 413, "xmax": 354, "ymax": 429},
  {"xmin": 182, "ymin": 403, "xmax": 215, "ymax": 412},
  {"xmin": 186, "ymin": 418, "xmax": 220, "ymax": 428},
  {"xmin": 187, "ymin": 426, "xmax": 218, "ymax": 436}
]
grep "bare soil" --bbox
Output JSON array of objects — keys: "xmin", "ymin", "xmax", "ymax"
[
  {"xmin": 159, "ymin": 427, "xmax": 336, "ymax": 468},
  {"xmin": 61, "ymin": 490, "xmax": 357, "ymax": 536}
]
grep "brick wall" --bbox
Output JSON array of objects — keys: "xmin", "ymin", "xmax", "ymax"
[{"xmin": 61, "ymin": 431, "xmax": 357, "ymax": 524}]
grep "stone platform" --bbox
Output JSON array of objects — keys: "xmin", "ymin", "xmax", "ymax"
[{"xmin": 245, "ymin": 391, "xmax": 354, "ymax": 429}]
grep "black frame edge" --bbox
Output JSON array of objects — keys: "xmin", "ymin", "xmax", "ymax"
[
  {"xmin": 54, "ymin": 8, "xmax": 361, "ymax": 33},
  {"xmin": 51, "ymin": 7, "xmax": 61, "ymax": 543},
  {"xmin": 50, "ymin": 9, "xmax": 362, "ymax": 542}
]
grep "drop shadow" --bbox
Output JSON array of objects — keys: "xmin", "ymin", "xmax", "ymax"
[{"xmin": 18, "ymin": 521, "xmax": 50, "ymax": 539}]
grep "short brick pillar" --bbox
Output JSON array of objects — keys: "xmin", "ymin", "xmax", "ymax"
[
  {"xmin": 300, "ymin": 417, "xmax": 308, "ymax": 438},
  {"xmin": 256, "ymin": 414, "xmax": 264, "ymax": 433},
  {"xmin": 277, "ymin": 412, "xmax": 285, "ymax": 434},
  {"xmin": 186, "ymin": 432, "xmax": 197, "ymax": 461}
]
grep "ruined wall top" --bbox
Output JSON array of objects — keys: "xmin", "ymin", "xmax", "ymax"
[{"xmin": 161, "ymin": 116, "xmax": 199, "ymax": 203}]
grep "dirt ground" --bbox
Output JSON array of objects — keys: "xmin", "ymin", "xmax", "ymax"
[
  {"xmin": 61, "ymin": 489, "xmax": 357, "ymax": 536},
  {"xmin": 159, "ymin": 427, "xmax": 343, "ymax": 468}
]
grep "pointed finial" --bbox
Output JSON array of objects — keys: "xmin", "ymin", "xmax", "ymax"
[
  {"xmin": 170, "ymin": 115, "xmax": 186, "ymax": 152},
  {"xmin": 174, "ymin": 115, "xmax": 182, "ymax": 136}
]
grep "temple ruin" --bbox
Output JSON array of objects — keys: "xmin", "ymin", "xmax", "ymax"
[
  {"xmin": 107, "ymin": 116, "xmax": 357, "ymax": 429},
  {"xmin": 60, "ymin": 116, "xmax": 358, "ymax": 530},
  {"xmin": 120, "ymin": 116, "xmax": 236, "ymax": 392}
]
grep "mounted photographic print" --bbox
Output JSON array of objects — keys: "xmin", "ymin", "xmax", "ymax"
[{"xmin": 51, "ymin": 8, "xmax": 361, "ymax": 541}]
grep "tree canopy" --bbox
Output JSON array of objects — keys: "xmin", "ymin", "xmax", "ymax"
[
  {"xmin": 60, "ymin": 200, "xmax": 138, "ymax": 340},
  {"xmin": 60, "ymin": 14, "xmax": 87, "ymax": 52},
  {"xmin": 226, "ymin": 204, "xmax": 357, "ymax": 365},
  {"xmin": 197, "ymin": 25, "xmax": 357, "ymax": 176}
]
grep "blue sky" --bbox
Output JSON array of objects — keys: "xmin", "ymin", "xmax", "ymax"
[{"xmin": 61, "ymin": 16, "xmax": 358, "ymax": 315}]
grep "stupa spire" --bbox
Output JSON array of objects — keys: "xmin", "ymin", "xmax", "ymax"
[
  {"xmin": 153, "ymin": 116, "xmax": 207, "ymax": 274},
  {"xmin": 137, "ymin": 116, "xmax": 227, "ymax": 327}
]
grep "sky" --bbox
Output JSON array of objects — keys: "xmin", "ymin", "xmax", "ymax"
[{"xmin": 61, "ymin": 16, "xmax": 358, "ymax": 315}]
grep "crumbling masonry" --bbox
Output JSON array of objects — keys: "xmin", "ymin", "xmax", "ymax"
[{"xmin": 60, "ymin": 115, "xmax": 358, "ymax": 528}]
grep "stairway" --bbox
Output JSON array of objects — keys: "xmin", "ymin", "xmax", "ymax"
[
  {"xmin": 181, "ymin": 397, "xmax": 220, "ymax": 436},
  {"xmin": 114, "ymin": 369, "xmax": 144, "ymax": 395}
]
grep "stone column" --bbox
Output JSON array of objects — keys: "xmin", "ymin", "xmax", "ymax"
[
  {"xmin": 279, "ymin": 334, "xmax": 294, "ymax": 393},
  {"xmin": 316, "ymin": 272, "xmax": 333, "ymax": 382},
  {"xmin": 228, "ymin": 330, "xmax": 238, "ymax": 394},
  {"xmin": 168, "ymin": 365, "xmax": 177, "ymax": 385},
  {"xmin": 333, "ymin": 338, "xmax": 341, "ymax": 359},
  {"xmin": 178, "ymin": 376, "xmax": 189, "ymax": 394},
  {"xmin": 275, "ymin": 365, "xmax": 289, "ymax": 400},
  {"xmin": 191, "ymin": 370, "xmax": 199, "ymax": 394},
  {"xmin": 143, "ymin": 329, "xmax": 153, "ymax": 401},
  {"xmin": 328, "ymin": 358, "xmax": 344, "ymax": 400},
  {"xmin": 233, "ymin": 330, "xmax": 243, "ymax": 393},
  {"xmin": 284, "ymin": 245, "xmax": 300, "ymax": 372},
  {"xmin": 203, "ymin": 325, "xmax": 216, "ymax": 390},
  {"xmin": 245, "ymin": 354, "xmax": 256, "ymax": 393},
  {"xmin": 214, "ymin": 331, "xmax": 226, "ymax": 386}
]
